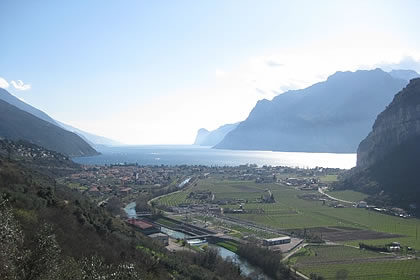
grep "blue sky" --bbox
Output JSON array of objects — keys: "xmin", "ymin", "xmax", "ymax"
[{"xmin": 1, "ymin": 0, "xmax": 420, "ymax": 144}]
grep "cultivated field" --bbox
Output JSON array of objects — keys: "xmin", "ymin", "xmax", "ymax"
[
  {"xmin": 156, "ymin": 177, "xmax": 420, "ymax": 249},
  {"xmin": 293, "ymin": 245, "xmax": 420, "ymax": 280},
  {"xmin": 327, "ymin": 190, "xmax": 368, "ymax": 202},
  {"xmin": 156, "ymin": 176, "xmax": 420, "ymax": 278}
]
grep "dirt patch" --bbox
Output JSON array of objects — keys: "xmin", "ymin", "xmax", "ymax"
[{"xmin": 287, "ymin": 226, "xmax": 404, "ymax": 242}]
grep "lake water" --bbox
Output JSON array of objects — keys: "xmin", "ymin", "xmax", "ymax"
[{"xmin": 74, "ymin": 145, "xmax": 356, "ymax": 169}]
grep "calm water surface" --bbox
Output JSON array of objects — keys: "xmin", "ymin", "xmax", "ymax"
[{"xmin": 74, "ymin": 145, "xmax": 356, "ymax": 169}]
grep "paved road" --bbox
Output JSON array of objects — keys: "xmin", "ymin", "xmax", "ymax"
[{"xmin": 318, "ymin": 187, "xmax": 354, "ymax": 204}]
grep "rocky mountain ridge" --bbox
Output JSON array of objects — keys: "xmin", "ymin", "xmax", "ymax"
[
  {"xmin": 215, "ymin": 69, "xmax": 417, "ymax": 152},
  {"xmin": 357, "ymin": 77, "xmax": 420, "ymax": 168}
]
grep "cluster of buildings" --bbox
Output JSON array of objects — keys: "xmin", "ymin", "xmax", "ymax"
[
  {"xmin": 64, "ymin": 165, "xmax": 204, "ymax": 198},
  {"xmin": 126, "ymin": 218, "xmax": 169, "ymax": 245},
  {"xmin": 0, "ymin": 140, "xmax": 69, "ymax": 162}
]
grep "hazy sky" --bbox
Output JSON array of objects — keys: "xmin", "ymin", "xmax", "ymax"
[{"xmin": 1, "ymin": 0, "xmax": 420, "ymax": 144}]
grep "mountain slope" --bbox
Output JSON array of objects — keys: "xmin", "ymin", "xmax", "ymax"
[
  {"xmin": 338, "ymin": 78, "xmax": 420, "ymax": 212},
  {"xmin": 215, "ymin": 69, "xmax": 411, "ymax": 152},
  {"xmin": 57, "ymin": 121, "xmax": 121, "ymax": 147},
  {"xmin": 194, "ymin": 123, "xmax": 239, "ymax": 146},
  {"xmin": 0, "ymin": 88, "xmax": 120, "ymax": 146},
  {"xmin": 0, "ymin": 88, "xmax": 58, "ymax": 125},
  {"xmin": 0, "ymin": 140, "xmax": 248, "ymax": 280},
  {"xmin": 0, "ymin": 99, "xmax": 98, "ymax": 157},
  {"xmin": 357, "ymin": 77, "xmax": 420, "ymax": 168}
]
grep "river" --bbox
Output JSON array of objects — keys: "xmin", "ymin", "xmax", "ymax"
[
  {"xmin": 123, "ymin": 203, "xmax": 269, "ymax": 278},
  {"xmin": 161, "ymin": 225, "xmax": 269, "ymax": 278}
]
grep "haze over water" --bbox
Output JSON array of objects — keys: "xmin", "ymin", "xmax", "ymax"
[{"xmin": 73, "ymin": 145, "xmax": 356, "ymax": 169}]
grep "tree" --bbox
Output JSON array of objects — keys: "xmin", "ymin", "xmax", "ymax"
[
  {"xmin": 0, "ymin": 199, "xmax": 26, "ymax": 280},
  {"xmin": 25, "ymin": 224, "xmax": 62, "ymax": 280}
]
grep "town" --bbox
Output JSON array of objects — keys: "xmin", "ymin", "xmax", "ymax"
[{"xmin": 61, "ymin": 162, "xmax": 420, "ymax": 280}]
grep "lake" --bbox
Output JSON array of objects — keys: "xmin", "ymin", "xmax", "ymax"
[{"xmin": 74, "ymin": 145, "xmax": 356, "ymax": 169}]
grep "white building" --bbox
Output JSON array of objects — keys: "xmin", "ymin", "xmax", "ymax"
[{"xmin": 262, "ymin": 236, "xmax": 291, "ymax": 246}]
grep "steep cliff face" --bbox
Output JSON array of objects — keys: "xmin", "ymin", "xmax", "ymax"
[
  {"xmin": 337, "ymin": 78, "xmax": 420, "ymax": 212},
  {"xmin": 357, "ymin": 78, "xmax": 420, "ymax": 168}
]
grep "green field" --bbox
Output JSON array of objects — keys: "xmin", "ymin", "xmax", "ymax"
[
  {"xmin": 319, "ymin": 175, "xmax": 339, "ymax": 183},
  {"xmin": 327, "ymin": 190, "xmax": 368, "ymax": 202},
  {"xmin": 300, "ymin": 259, "xmax": 420, "ymax": 280},
  {"xmin": 292, "ymin": 245, "xmax": 420, "ymax": 280},
  {"xmin": 215, "ymin": 241, "xmax": 239, "ymax": 252},
  {"xmin": 291, "ymin": 245, "xmax": 388, "ymax": 265},
  {"xmin": 156, "ymin": 177, "xmax": 420, "ymax": 250}
]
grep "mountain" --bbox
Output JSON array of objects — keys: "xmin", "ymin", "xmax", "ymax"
[
  {"xmin": 193, "ymin": 123, "xmax": 239, "ymax": 146},
  {"xmin": 0, "ymin": 99, "xmax": 98, "ymax": 157},
  {"xmin": 357, "ymin": 77, "xmax": 420, "ymax": 168},
  {"xmin": 338, "ymin": 78, "xmax": 420, "ymax": 212},
  {"xmin": 389, "ymin": 69, "xmax": 420, "ymax": 82},
  {"xmin": 0, "ymin": 88, "xmax": 58, "ymax": 125},
  {"xmin": 193, "ymin": 128, "xmax": 211, "ymax": 145},
  {"xmin": 0, "ymin": 88, "xmax": 120, "ymax": 147},
  {"xmin": 215, "ymin": 69, "xmax": 412, "ymax": 153},
  {"xmin": 57, "ymin": 121, "xmax": 121, "ymax": 147}
]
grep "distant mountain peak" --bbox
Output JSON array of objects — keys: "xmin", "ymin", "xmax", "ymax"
[
  {"xmin": 215, "ymin": 68, "xmax": 409, "ymax": 152},
  {"xmin": 388, "ymin": 69, "xmax": 420, "ymax": 81},
  {"xmin": 194, "ymin": 123, "xmax": 239, "ymax": 146}
]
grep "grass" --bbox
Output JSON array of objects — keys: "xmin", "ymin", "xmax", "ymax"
[
  {"xmin": 293, "ymin": 245, "xmax": 386, "ymax": 264},
  {"xmin": 319, "ymin": 175, "xmax": 339, "ymax": 183},
  {"xmin": 299, "ymin": 259, "xmax": 420, "ymax": 280},
  {"xmin": 327, "ymin": 190, "xmax": 368, "ymax": 202},
  {"xmin": 155, "ymin": 217, "xmax": 180, "ymax": 228},
  {"xmin": 215, "ymin": 241, "xmax": 239, "ymax": 252},
  {"xmin": 291, "ymin": 245, "xmax": 420, "ymax": 280}
]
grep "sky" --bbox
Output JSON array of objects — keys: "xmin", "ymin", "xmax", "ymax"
[{"xmin": 1, "ymin": 0, "xmax": 420, "ymax": 145}]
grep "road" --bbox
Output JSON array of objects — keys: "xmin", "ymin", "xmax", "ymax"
[{"xmin": 318, "ymin": 187, "xmax": 354, "ymax": 204}]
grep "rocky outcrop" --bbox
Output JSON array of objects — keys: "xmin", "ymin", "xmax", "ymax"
[
  {"xmin": 194, "ymin": 123, "xmax": 239, "ymax": 146},
  {"xmin": 357, "ymin": 78, "xmax": 420, "ymax": 168},
  {"xmin": 193, "ymin": 128, "xmax": 210, "ymax": 145}
]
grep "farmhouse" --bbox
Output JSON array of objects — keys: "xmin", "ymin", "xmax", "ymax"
[{"xmin": 262, "ymin": 236, "xmax": 291, "ymax": 246}]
